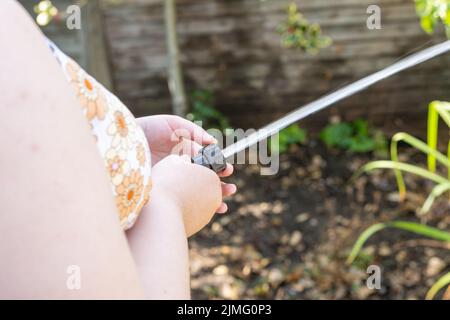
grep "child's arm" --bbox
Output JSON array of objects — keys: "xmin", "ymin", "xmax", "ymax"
[
  {"xmin": 126, "ymin": 187, "xmax": 190, "ymax": 299},
  {"xmin": 126, "ymin": 155, "xmax": 225, "ymax": 298}
]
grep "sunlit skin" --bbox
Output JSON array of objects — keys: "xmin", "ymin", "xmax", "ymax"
[{"xmin": 0, "ymin": 0, "xmax": 235, "ymax": 299}]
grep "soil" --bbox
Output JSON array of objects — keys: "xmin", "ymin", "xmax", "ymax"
[{"xmin": 189, "ymin": 141, "xmax": 450, "ymax": 299}]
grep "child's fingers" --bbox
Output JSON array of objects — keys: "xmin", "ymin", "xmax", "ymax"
[
  {"xmin": 221, "ymin": 182, "xmax": 236, "ymax": 197},
  {"xmin": 216, "ymin": 183, "xmax": 236, "ymax": 214},
  {"xmin": 177, "ymin": 139, "xmax": 202, "ymax": 157},
  {"xmin": 218, "ymin": 163, "xmax": 233, "ymax": 178},
  {"xmin": 217, "ymin": 202, "xmax": 228, "ymax": 214},
  {"xmin": 169, "ymin": 116, "xmax": 217, "ymax": 145}
]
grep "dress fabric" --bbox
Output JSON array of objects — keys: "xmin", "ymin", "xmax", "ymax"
[{"xmin": 47, "ymin": 40, "xmax": 152, "ymax": 230}]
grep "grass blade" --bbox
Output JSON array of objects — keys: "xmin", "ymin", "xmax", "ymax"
[
  {"xmin": 427, "ymin": 101, "xmax": 450, "ymax": 174},
  {"xmin": 388, "ymin": 221, "xmax": 450, "ymax": 241},
  {"xmin": 390, "ymin": 132, "xmax": 450, "ymax": 200},
  {"xmin": 427, "ymin": 101, "xmax": 439, "ymax": 172},
  {"xmin": 420, "ymin": 182, "xmax": 450, "ymax": 215},
  {"xmin": 426, "ymin": 272, "xmax": 450, "ymax": 300},
  {"xmin": 355, "ymin": 160, "xmax": 449, "ymax": 185},
  {"xmin": 347, "ymin": 221, "xmax": 450, "ymax": 265},
  {"xmin": 346, "ymin": 223, "xmax": 388, "ymax": 265}
]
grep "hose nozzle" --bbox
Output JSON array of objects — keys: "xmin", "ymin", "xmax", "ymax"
[{"xmin": 191, "ymin": 144, "xmax": 227, "ymax": 173}]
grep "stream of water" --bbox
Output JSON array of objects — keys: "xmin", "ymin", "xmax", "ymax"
[{"xmin": 222, "ymin": 40, "xmax": 450, "ymax": 159}]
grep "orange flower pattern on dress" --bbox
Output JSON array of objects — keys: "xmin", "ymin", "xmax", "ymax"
[
  {"xmin": 136, "ymin": 143, "xmax": 146, "ymax": 166},
  {"xmin": 105, "ymin": 148, "xmax": 130, "ymax": 186},
  {"xmin": 115, "ymin": 169, "xmax": 144, "ymax": 221},
  {"xmin": 107, "ymin": 109, "xmax": 134, "ymax": 150},
  {"xmin": 66, "ymin": 60, "xmax": 108, "ymax": 121},
  {"xmin": 47, "ymin": 39, "xmax": 152, "ymax": 230}
]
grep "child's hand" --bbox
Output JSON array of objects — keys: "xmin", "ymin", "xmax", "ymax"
[
  {"xmin": 137, "ymin": 115, "xmax": 216, "ymax": 165},
  {"xmin": 138, "ymin": 114, "xmax": 236, "ymax": 213},
  {"xmin": 151, "ymin": 154, "xmax": 227, "ymax": 237}
]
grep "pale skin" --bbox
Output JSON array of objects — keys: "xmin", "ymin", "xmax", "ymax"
[{"xmin": 0, "ymin": 0, "xmax": 236, "ymax": 299}]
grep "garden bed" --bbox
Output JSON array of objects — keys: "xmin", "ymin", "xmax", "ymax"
[{"xmin": 189, "ymin": 141, "xmax": 450, "ymax": 299}]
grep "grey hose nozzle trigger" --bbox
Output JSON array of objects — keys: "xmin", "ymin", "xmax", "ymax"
[{"xmin": 191, "ymin": 144, "xmax": 227, "ymax": 173}]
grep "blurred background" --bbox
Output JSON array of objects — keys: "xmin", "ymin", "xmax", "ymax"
[{"xmin": 20, "ymin": 0, "xmax": 450, "ymax": 299}]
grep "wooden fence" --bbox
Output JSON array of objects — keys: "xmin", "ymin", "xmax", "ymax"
[{"xmin": 21, "ymin": 0, "xmax": 450, "ymax": 134}]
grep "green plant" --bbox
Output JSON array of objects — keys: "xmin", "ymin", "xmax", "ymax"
[
  {"xmin": 277, "ymin": 2, "xmax": 332, "ymax": 54},
  {"xmin": 319, "ymin": 119, "xmax": 387, "ymax": 154},
  {"xmin": 427, "ymin": 101, "xmax": 450, "ymax": 175},
  {"xmin": 187, "ymin": 90, "xmax": 230, "ymax": 131},
  {"xmin": 346, "ymin": 221, "xmax": 450, "ymax": 299},
  {"xmin": 274, "ymin": 124, "xmax": 307, "ymax": 154},
  {"xmin": 347, "ymin": 221, "xmax": 450, "ymax": 264},
  {"xmin": 415, "ymin": 0, "xmax": 450, "ymax": 38},
  {"xmin": 426, "ymin": 272, "xmax": 450, "ymax": 300},
  {"xmin": 349, "ymin": 101, "xmax": 450, "ymax": 299},
  {"xmin": 355, "ymin": 101, "xmax": 450, "ymax": 214}
]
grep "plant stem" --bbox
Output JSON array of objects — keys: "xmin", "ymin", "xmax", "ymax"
[{"xmin": 391, "ymin": 132, "xmax": 450, "ymax": 201}]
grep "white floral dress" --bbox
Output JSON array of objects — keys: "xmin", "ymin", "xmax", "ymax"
[{"xmin": 47, "ymin": 40, "xmax": 152, "ymax": 230}]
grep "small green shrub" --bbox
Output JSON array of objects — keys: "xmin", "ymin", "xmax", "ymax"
[
  {"xmin": 275, "ymin": 124, "xmax": 307, "ymax": 154},
  {"xmin": 277, "ymin": 2, "xmax": 332, "ymax": 54},
  {"xmin": 187, "ymin": 90, "xmax": 230, "ymax": 131},
  {"xmin": 349, "ymin": 100, "xmax": 450, "ymax": 299},
  {"xmin": 355, "ymin": 101, "xmax": 450, "ymax": 212},
  {"xmin": 415, "ymin": 0, "xmax": 450, "ymax": 38},
  {"xmin": 319, "ymin": 119, "xmax": 387, "ymax": 154}
]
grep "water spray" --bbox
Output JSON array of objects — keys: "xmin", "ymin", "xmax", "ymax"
[{"xmin": 192, "ymin": 40, "xmax": 450, "ymax": 173}]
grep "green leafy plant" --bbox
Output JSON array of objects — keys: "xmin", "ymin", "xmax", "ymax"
[
  {"xmin": 347, "ymin": 221, "xmax": 450, "ymax": 264},
  {"xmin": 187, "ymin": 90, "xmax": 230, "ymax": 131},
  {"xmin": 346, "ymin": 221, "xmax": 450, "ymax": 299},
  {"xmin": 427, "ymin": 101, "xmax": 450, "ymax": 176},
  {"xmin": 415, "ymin": 0, "xmax": 450, "ymax": 37},
  {"xmin": 349, "ymin": 101, "xmax": 450, "ymax": 299},
  {"xmin": 320, "ymin": 119, "xmax": 387, "ymax": 154},
  {"xmin": 277, "ymin": 2, "xmax": 332, "ymax": 54},
  {"xmin": 355, "ymin": 101, "xmax": 450, "ymax": 214},
  {"xmin": 274, "ymin": 124, "xmax": 307, "ymax": 154}
]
